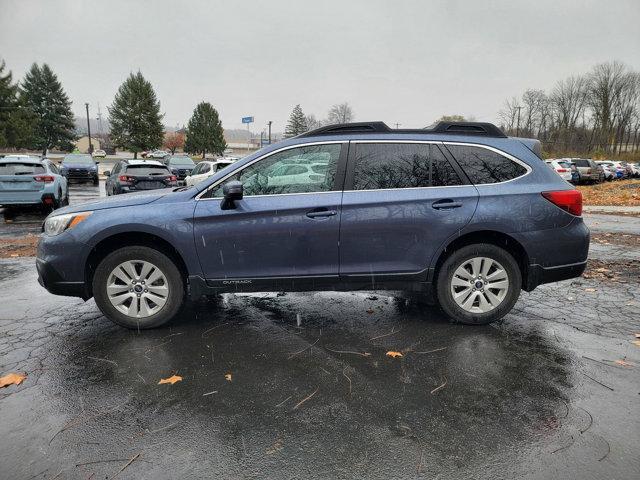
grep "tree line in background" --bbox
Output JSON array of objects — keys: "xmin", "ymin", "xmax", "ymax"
[
  {"xmin": 499, "ymin": 61, "xmax": 640, "ymax": 159},
  {"xmin": 284, "ymin": 102, "xmax": 355, "ymax": 137},
  {"xmin": 0, "ymin": 58, "xmax": 226, "ymax": 158}
]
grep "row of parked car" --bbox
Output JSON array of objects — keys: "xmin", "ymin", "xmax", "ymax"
[
  {"xmin": 0, "ymin": 151, "xmax": 242, "ymax": 214},
  {"xmin": 545, "ymin": 158, "xmax": 640, "ymax": 184}
]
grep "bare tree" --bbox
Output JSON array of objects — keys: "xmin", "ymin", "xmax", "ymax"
[{"xmin": 327, "ymin": 102, "xmax": 354, "ymax": 124}]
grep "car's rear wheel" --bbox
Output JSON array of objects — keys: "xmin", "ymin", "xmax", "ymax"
[
  {"xmin": 436, "ymin": 244, "xmax": 521, "ymax": 325},
  {"xmin": 92, "ymin": 246, "xmax": 185, "ymax": 329}
]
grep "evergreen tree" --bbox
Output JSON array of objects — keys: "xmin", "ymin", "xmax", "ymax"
[
  {"xmin": 0, "ymin": 60, "xmax": 18, "ymax": 147},
  {"xmin": 284, "ymin": 104, "xmax": 308, "ymax": 137},
  {"xmin": 184, "ymin": 102, "xmax": 226, "ymax": 157},
  {"xmin": 108, "ymin": 71, "xmax": 164, "ymax": 158},
  {"xmin": 19, "ymin": 63, "xmax": 75, "ymax": 155}
]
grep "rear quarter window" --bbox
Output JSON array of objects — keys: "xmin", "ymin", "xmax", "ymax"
[{"xmin": 445, "ymin": 145, "xmax": 528, "ymax": 184}]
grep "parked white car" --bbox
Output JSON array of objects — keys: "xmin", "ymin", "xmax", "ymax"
[
  {"xmin": 545, "ymin": 159, "xmax": 572, "ymax": 181},
  {"xmin": 185, "ymin": 159, "xmax": 236, "ymax": 186},
  {"xmin": 150, "ymin": 150, "xmax": 169, "ymax": 159},
  {"xmin": 92, "ymin": 149, "xmax": 107, "ymax": 158}
]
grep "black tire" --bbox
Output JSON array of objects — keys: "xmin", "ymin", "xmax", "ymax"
[
  {"xmin": 92, "ymin": 246, "xmax": 185, "ymax": 329},
  {"xmin": 93, "ymin": 177, "xmax": 99, "ymax": 186},
  {"xmin": 436, "ymin": 243, "xmax": 521, "ymax": 325}
]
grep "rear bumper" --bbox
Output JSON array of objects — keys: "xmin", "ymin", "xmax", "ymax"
[
  {"xmin": 525, "ymin": 260, "xmax": 587, "ymax": 291},
  {"xmin": 0, "ymin": 192, "xmax": 54, "ymax": 206}
]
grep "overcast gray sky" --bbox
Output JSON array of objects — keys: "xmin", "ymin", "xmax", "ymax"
[{"xmin": 1, "ymin": 0, "xmax": 639, "ymax": 132}]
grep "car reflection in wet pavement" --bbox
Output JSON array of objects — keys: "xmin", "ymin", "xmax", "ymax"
[{"xmin": 0, "ymin": 181, "xmax": 639, "ymax": 479}]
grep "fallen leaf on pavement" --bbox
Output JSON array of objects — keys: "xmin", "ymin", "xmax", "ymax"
[
  {"xmin": 158, "ymin": 375, "xmax": 182, "ymax": 385},
  {"xmin": 614, "ymin": 360, "xmax": 633, "ymax": 367},
  {"xmin": 366, "ymin": 308, "xmax": 374, "ymax": 314},
  {"xmin": 0, "ymin": 372, "xmax": 26, "ymax": 388},
  {"xmin": 633, "ymin": 340, "xmax": 640, "ymax": 347},
  {"xmin": 386, "ymin": 351, "xmax": 403, "ymax": 358},
  {"xmin": 584, "ymin": 288, "xmax": 597, "ymax": 292},
  {"xmin": 225, "ymin": 373, "xmax": 232, "ymax": 382},
  {"xmin": 635, "ymin": 333, "xmax": 640, "ymax": 338}
]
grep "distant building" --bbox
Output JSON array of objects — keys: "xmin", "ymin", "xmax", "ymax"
[{"xmin": 74, "ymin": 136, "xmax": 100, "ymax": 153}]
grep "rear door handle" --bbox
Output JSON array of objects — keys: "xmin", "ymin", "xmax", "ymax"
[
  {"xmin": 306, "ymin": 208, "xmax": 337, "ymax": 218},
  {"xmin": 432, "ymin": 199, "xmax": 463, "ymax": 210}
]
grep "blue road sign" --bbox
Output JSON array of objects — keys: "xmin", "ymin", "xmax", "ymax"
[{"xmin": 242, "ymin": 116, "xmax": 254, "ymax": 124}]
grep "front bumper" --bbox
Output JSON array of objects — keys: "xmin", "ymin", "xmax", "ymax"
[
  {"xmin": 36, "ymin": 234, "xmax": 90, "ymax": 299},
  {"xmin": 37, "ymin": 257, "xmax": 88, "ymax": 298},
  {"xmin": 63, "ymin": 170, "xmax": 98, "ymax": 181}
]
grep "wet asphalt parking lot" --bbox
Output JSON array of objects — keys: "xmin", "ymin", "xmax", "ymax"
[{"xmin": 1, "ymin": 182, "xmax": 639, "ymax": 479}]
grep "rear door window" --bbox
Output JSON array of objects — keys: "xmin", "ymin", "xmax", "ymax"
[
  {"xmin": 445, "ymin": 145, "xmax": 527, "ymax": 184},
  {"xmin": 350, "ymin": 143, "xmax": 462, "ymax": 190},
  {"xmin": 0, "ymin": 163, "xmax": 45, "ymax": 175}
]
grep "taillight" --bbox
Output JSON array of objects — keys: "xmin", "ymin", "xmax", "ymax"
[
  {"xmin": 557, "ymin": 168, "xmax": 567, "ymax": 173},
  {"xmin": 168, "ymin": 175, "xmax": 177, "ymax": 182},
  {"xmin": 34, "ymin": 175, "xmax": 55, "ymax": 183},
  {"xmin": 542, "ymin": 190, "xmax": 582, "ymax": 216},
  {"xmin": 119, "ymin": 175, "xmax": 134, "ymax": 183},
  {"xmin": 586, "ymin": 168, "xmax": 592, "ymax": 174}
]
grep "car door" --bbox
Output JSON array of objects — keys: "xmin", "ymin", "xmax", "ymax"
[
  {"xmin": 339, "ymin": 141, "xmax": 478, "ymax": 279},
  {"xmin": 193, "ymin": 142, "xmax": 346, "ymax": 283}
]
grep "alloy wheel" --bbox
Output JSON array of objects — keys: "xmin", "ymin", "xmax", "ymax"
[
  {"xmin": 106, "ymin": 260, "xmax": 169, "ymax": 318},
  {"xmin": 450, "ymin": 256, "xmax": 509, "ymax": 314}
]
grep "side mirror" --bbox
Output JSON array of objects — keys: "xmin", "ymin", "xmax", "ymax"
[
  {"xmin": 95, "ymin": 161, "xmax": 100, "ymax": 165},
  {"xmin": 221, "ymin": 180, "xmax": 243, "ymax": 210},
  {"xmin": 104, "ymin": 171, "xmax": 111, "ymax": 176}
]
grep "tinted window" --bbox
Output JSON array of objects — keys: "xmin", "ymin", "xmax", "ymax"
[
  {"xmin": 207, "ymin": 144, "xmax": 340, "ymax": 197},
  {"xmin": 168, "ymin": 156, "xmax": 195, "ymax": 166},
  {"xmin": 48, "ymin": 163, "xmax": 59, "ymax": 174},
  {"xmin": 124, "ymin": 165, "xmax": 171, "ymax": 175},
  {"xmin": 63, "ymin": 155, "xmax": 94, "ymax": 164},
  {"xmin": 200, "ymin": 163, "xmax": 211, "ymax": 174},
  {"xmin": 572, "ymin": 159, "xmax": 590, "ymax": 167},
  {"xmin": 446, "ymin": 145, "xmax": 527, "ymax": 184},
  {"xmin": 0, "ymin": 163, "xmax": 45, "ymax": 175},
  {"xmin": 351, "ymin": 143, "xmax": 461, "ymax": 190}
]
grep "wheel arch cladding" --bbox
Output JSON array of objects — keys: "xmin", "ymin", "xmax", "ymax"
[
  {"xmin": 85, "ymin": 232, "xmax": 189, "ymax": 297},
  {"xmin": 432, "ymin": 230, "xmax": 530, "ymax": 290}
]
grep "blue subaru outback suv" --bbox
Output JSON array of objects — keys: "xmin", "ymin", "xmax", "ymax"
[{"xmin": 37, "ymin": 122, "xmax": 589, "ymax": 329}]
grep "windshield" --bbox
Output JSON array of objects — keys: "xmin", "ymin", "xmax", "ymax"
[
  {"xmin": 168, "ymin": 157, "xmax": 195, "ymax": 166},
  {"xmin": 124, "ymin": 165, "xmax": 171, "ymax": 176},
  {"xmin": 0, "ymin": 162, "xmax": 45, "ymax": 175},
  {"xmin": 63, "ymin": 155, "xmax": 94, "ymax": 164}
]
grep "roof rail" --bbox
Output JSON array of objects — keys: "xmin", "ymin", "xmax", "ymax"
[
  {"xmin": 298, "ymin": 122, "xmax": 391, "ymax": 137},
  {"xmin": 428, "ymin": 121, "xmax": 507, "ymax": 138},
  {"xmin": 299, "ymin": 121, "xmax": 507, "ymax": 138}
]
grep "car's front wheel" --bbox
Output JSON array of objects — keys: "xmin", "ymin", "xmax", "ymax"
[
  {"xmin": 92, "ymin": 246, "xmax": 185, "ymax": 329},
  {"xmin": 436, "ymin": 244, "xmax": 521, "ymax": 325}
]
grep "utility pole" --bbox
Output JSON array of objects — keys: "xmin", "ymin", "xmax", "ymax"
[
  {"xmin": 85, "ymin": 103, "xmax": 93, "ymax": 154},
  {"xmin": 395, "ymin": 123, "xmax": 401, "ymax": 129},
  {"xmin": 268, "ymin": 121, "xmax": 272, "ymax": 144},
  {"xmin": 515, "ymin": 106, "xmax": 522, "ymax": 137}
]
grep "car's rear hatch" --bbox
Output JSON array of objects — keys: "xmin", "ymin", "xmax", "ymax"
[
  {"xmin": 0, "ymin": 175, "xmax": 44, "ymax": 192},
  {"xmin": 130, "ymin": 174, "xmax": 173, "ymax": 190}
]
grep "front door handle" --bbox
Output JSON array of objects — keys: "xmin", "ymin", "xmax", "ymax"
[
  {"xmin": 432, "ymin": 199, "xmax": 463, "ymax": 210},
  {"xmin": 306, "ymin": 208, "xmax": 337, "ymax": 218}
]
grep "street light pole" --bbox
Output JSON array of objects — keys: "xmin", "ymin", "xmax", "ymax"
[
  {"xmin": 85, "ymin": 103, "xmax": 93, "ymax": 154},
  {"xmin": 268, "ymin": 121, "xmax": 272, "ymax": 144},
  {"xmin": 516, "ymin": 106, "xmax": 522, "ymax": 137}
]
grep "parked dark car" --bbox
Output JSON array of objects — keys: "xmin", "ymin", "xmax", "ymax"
[
  {"xmin": 60, "ymin": 154, "xmax": 99, "ymax": 184},
  {"xmin": 104, "ymin": 159, "xmax": 177, "ymax": 196},
  {"xmin": 163, "ymin": 155, "xmax": 196, "ymax": 184},
  {"xmin": 38, "ymin": 121, "xmax": 589, "ymax": 330}
]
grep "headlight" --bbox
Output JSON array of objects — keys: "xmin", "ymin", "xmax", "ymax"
[{"xmin": 44, "ymin": 211, "xmax": 92, "ymax": 236}]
